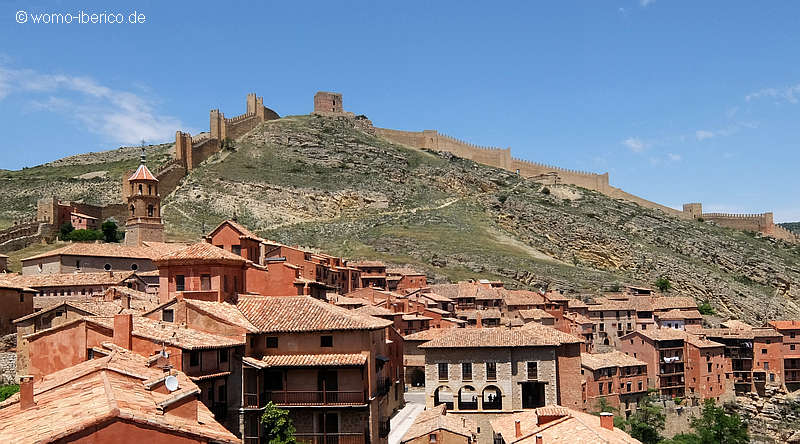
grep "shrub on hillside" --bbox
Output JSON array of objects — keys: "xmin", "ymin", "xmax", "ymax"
[{"xmin": 67, "ymin": 229, "xmax": 104, "ymax": 242}]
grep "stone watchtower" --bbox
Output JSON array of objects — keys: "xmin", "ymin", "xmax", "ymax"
[
  {"xmin": 313, "ymin": 91, "xmax": 344, "ymax": 114},
  {"xmin": 682, "ymin": 203, "xmax": 703, "ymax": 219},
  {"xmin": 124, "ymin": 148, "xmax": 164, "ymax": 245}
]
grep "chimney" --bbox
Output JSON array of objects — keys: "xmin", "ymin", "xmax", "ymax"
[
  {"xmin": 121, "ymin": 294, "xmax": 130, "ymax": 310},
  {"xmin": 514, "ymin": 420, "xmax": 521, "ymax": 438},
  {"xmin": 113, "ymin": 313, "xmax": 133, "ymax": 349},
  {"xmin": 535, "ymin": 434, "xmax": 543, "ymax": 444},
  {"xmin": 476, "ymin": 312, "xmax": 482, "ymax": 329},
  {"xmin": 599, "ymin": 412, "xmax": 614, "ymax": 431},
  {"xmin": 19, "ymin": 375, "xmax": 35, "ymax": 410}
]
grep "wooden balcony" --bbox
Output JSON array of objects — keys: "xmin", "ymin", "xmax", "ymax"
[
  {"xmin": 296, "ymin": 433, "xmax": 366, "ymax": 444},
  {"xmin": 244, "ymin": 390, "xmax": 366, "ymax": 407}
]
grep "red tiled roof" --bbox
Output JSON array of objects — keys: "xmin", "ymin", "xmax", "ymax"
[
  {"xmin": 519, "ymin": 309, "xmax": 554, "ymax": 320},
  {"xmin": 128, "ymin": 163, "xmax": 158, "ymax": 181},
  {"xmin": 243, "ymin": 353, "xmax": 367, "ymax": 369},
  {"xmin": 22, "ymin": 242, "xmax": 183, "ymax": 261},
  {"xmin": 181, "ymin": 298, "xmax": 260, "ymax": 332},
  {"xmin": 420, "ymin": 324, "xmax": 582, "ymax": 349},
  {"xmin": 0, "ymin": 277, "xmax": 36, "ymax": 292},
  {"xmin": 769, "ymin": 320, "xmax": 800, "ymax": 330},
  {"xmin": 401, "ymin": 404, "xmax": 476, "ymax": 443},
  {"xmin": 504, "ymin": 290, "xmax": 546, "ymax": 306},
  {"xmin": 491, "ymin": 406, "xmax": 641, "ymax": 444},
  {"xmin": 88, "ymin": 316, "xmax": 244, "ymax": 350},
  {"xmin": 0, "ymin": 347, "xmax": 238, "ymax": 444},
  {"xmin": 564, "ymin": 312, "xmax": 593, "ymax": 325},
  {"xmin": 403, "ymin": 328, "xmax": 448, "ymax": 341},
  {"xmin": 354, "ymin": 305, "xmax": 396, "ymax": 317},
  {"xmin": 403, "ymin": 313, "xmax": 433, "ymax": 321},
  {"xmin": 235, "ymin": 295, "xmax": 393, "ymax": 333},
  {"xmin": 651, "ymin": 296, "xmax": 697, "ymax": 311},
  {"xmin": 153, "ymin": 242, "xmax": 247, "ymax": 265},
  {"xmin": 581, "ymin": 351, "xmax": 646, "ymax": 370},
  {"xmin": 656, "ymin": 309, "xmax": 703, "ymax": 320},
  {"xmin": 6, "ymin": 271, "xmax": 135, "ymax": 290}
]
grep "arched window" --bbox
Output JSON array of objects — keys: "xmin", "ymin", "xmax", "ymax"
[
  {"xmin": 147, "ymin": 205, "xmax": 154, "ymax": 217},
  {"xmin": 130, "ymin": 205, "xmax": 135, "ymax": 216},
  {"xmin": 482, "ymin": 385, "xmax": 502, "ymax": 410},
  {"xmin": 433, "ymin": 386, "xmax": 454, "ymax": 410},
  {"xmin": 104, "ymin": 264, "xmax": 112, "ymax": 271},
  {"xmin": 138, "ymin": 184, "xmax": 143, "ymax": 194},
  {"xmin": 458, "ymin": 386, "xmax": 478, "ymax": 410}
]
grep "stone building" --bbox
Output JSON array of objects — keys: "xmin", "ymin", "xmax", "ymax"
[
  {"xmin": 0, "ymin": 279, "xmax": 35, "ymax": 336},
  {"xmin": 19, "ymin": 241, "xmax": 184, "ymax": 275},
  {"xmin": 418, "ymin": 324, "xmax": 582, "ymax": 444},
  {"xmin": 490, "ymin": 406, "xmax": 640, "ymax": 444},
  {"xmin": 401, "ymin": 404, "xmax": 476, "ymax": 444},
  {"xmin": 124, "ymin": 150, "xmax": 165, "ymax": 246},
  {"xmin": 580, "ymin": 351, "xmax": 648, "ymax": 416}
]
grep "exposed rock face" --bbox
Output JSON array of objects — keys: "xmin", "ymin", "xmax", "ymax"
[
  {"xmin": 734, "ymin": 387, "xmax": 800, "ymax": 443},
  {"xmin": 160, "ymin": 114, "xmax": 800, "ymax": 324}
]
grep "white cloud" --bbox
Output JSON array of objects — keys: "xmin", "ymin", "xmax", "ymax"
[
  {"xmin": 623, "ymin": 137, "xmax": 648, "ymax": 152},
  {"xmin": 0, "ymin": 64, "xmax": 181, "ymax": 146},
  {"xmin": 695, "ymin": 130, "xmax": 715, "ymax": 141},
  {"xmin": 745, "ymin": 83, "xmax": 800, "ymax": 104},
  {"xmin": 640, "ymin": 0, "xmax": 656, "ymax": 6},
  {"xmin": 667, "ymin": 152, "xmax": 682, "ymax": 161}
]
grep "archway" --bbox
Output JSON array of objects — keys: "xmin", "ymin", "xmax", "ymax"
[
  {"xmin": 482, "ymin": 385, "xmax": 502, "ymax": 410},
  {"xmin": 433, "ymin": 386, "xmax": 453, "ymax": 410},
  {"xmin": 410, "ymin": 368, "xmax": 425, "ymax": 387},
  {"xmin": 458, "ymin": 385, "xmax": 478, "ymax": 410}
]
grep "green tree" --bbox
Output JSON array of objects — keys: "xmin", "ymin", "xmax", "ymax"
[
  {"xmin": 59, "ymin": 222, "xmax": 74, "ymax": 239},
  {"xmin": 67, "ymin": 229, "xmax": 104, "ymax": 242},
  {"xmin": 697, "ymin": 301, "xmax": 715, "ymax": 315},
  {"xmin": 655, "ymin": 277, "xmax": 672, "ymax": 292},
  {"xmin": 260, "ymin": 401, "xmax": 296, "ymax": 444},
  {"xmin": 0, "ymin": 384, "xmax": 19, "ymax": 402},
  {"xmin": 666, "ymin": 399, "xmax": 749, "ymax": 444},
  {"xmin": 627, "ymin": 394, "xmax": 665, "ymax": 444},
  {"xmin": 102, "ymin": 219, "xmax": 118, "ymax": 243},
  {"xmin": 593, "ymin": 397, "xmax": 627, "ymax": 429}
]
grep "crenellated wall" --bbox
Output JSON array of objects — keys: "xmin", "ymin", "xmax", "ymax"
[{"xmin": 680, "ymin": 203, "xmax": 799, "ymax": 243}]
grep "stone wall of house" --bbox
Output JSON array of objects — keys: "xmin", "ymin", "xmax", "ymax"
[{"xmin": 0, "ymin": 352, "xmax": 15, "ymax": 384}]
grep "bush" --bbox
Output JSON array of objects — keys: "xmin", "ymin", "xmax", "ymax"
[
  {"xmin": 665, "ymin": 399, "xmax": 749, "ymax": 444},
  {"xmin": 67, "ymin": 229, "xmax": 104, "ymax": 242},
  {"xmin": 260, "ymin": 401, "xmax": 296, "ymax": 444},
  {"xmin": 59, "ymin": 222, "xmax": 74, "ymax": 239},
  {"xmin": 0, "ymin": 385, "xmax": 19, "ymax": 402},
  {"xmin": 654, "ymin": 277, "xmax": 672, "ymax": 292},
  {"xmin": 541, "ymin": 186, "xmax": 551, "ymax": 195},
  {"xmin": 698, "ymin": 301, "xmax": 715, "ymax": 315},
  {"xmin": 102, "ymin": 219, "xmax": 119, "ymax": 243}
]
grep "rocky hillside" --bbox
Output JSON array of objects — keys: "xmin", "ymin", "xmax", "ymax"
[
  {"xmin": 158, "ymin": 114, "xmax": 800, "ymax": 323},
  {"xmin": 0, "ymin": 144, "xmax": 171, "ymax": 229}
]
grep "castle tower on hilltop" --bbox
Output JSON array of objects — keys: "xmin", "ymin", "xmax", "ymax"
[
  {"xmin": 124, "ymin": 147, "xmax": 164, "ymax": 246},
  {"xmin": 313, "ymin": 91, "xmax": 344, "ymax": 114}
]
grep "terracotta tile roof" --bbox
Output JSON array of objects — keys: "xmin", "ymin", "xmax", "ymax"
[
  {"xmin": 425, "ymin": 307, "xmax": 450, "ymax": 315},
  {"xmin": 419, "ymin": 292, "xmax": 453, "ymax": 303},
  {"xmin": 722, "ymin": 319, "xmax": 754, "ymax": 329},
  {"xmin": 475, "ymin": 287, "xmax": 503, "ymax": 300},
  {"xmin": 564, "ymin": 312, "xmax": 593, "ymax": 325},
  {"xmin": 403, "ymin": 328, "xmax": 448, "ymax": 341},
  {"xmin": 651, "ymin": 296, "xmax": 697, "ymax": 311},
  {"xmin": 181, "ymin": 298, "xmax": 260, "ymax": 332},
  {"xmin": 0, "ymin": 347, "xmax": 238, "ymax": 444},
  {"xmin": 519, "ymin": 309, "xmax": 554, "ymax": 320},
  {"xmin": 683, "ymin": 334, "xmax": 724, "ymax": 349},
  {"xmin": 332, "ymin": 296, "xmax": 369, "ymax": 306},
  {"xmin": 354, "ymin": 305, "xmax": 396, "ymax": 317},
  {"xmin": 768, "ymin": 320, "xmax": 800, "ymax": 330},
  {"xmin": 490, "ymin": 406, "xmax": 641, "ymax": 444},
  {"xmin": 401, "ymin": 404, "xmax": 476, "ymax": 443},
  {"xmin": 88, "ymin": 316, "xmax": 244, "ymax": 350},
  {"xmin": 656, "ymin": 309, "xmax": 702, "ymax": 320},
  {"xmin": 22, "ymin": 242, "xmax": 170, "ymax": 261},
  {"xmin": 6, "ymin": 271, "xmax": 134, "ymax": 289},
  {"xmin": 128, "ymin": 163, "xmax": 158, "ymax": 181},
  {"xmin": 587, "ymin": 299, "xmax": 635, "ymax": 311},
  {"xmin": 387, "ymin": 267, "xmax": 426, "ymax": 276},
  {"xmin": 504, "ymin": 290, "xmax": 547, "ymax": 306},
  {"xmin": 694, "ymin": 327, "xmax": 755, "ymax": 340},
  {"xmin": 235, "ymin": 295, "xmax": 392, "ymax": 333},
  {"xmin": 244, "ymin": 353, "xmax": 367, "ymax": 368},
  {"xmin": 153, "ymin": 242, "xmax": 247, "ymax": 265},
  {"xmin": 420, "ymin": 324, "xmax": 582, "ymax": 349},
  {"xmin": 350, "ymin": 260, "xmax": 386, "ymax": 268},
  {"xmin": 457, "ymin": 308, "xmax": 502, "ymax": 320},
  {"xmin": 543, "ymin": 291, "xmax": 571, "ymax": 302},
  {"xmin": 0, "ymin": 277, "xmax": 36, "ymax": 292},
  {"xmin": 212, "ymin": 219, "xmax": 262, "ymax": 241},
  {"xmin": 581, "ymin": 351, "xmax": 646, "ymax": 370},
  {"xmin": 627, "ymin": 327, "xmax": 688, "ymax": 342},
  {"xmin": 15, "ymin": 300, "xmax": 126, "ymax": 324},
  {"xmin": 567, "ymin": 298, "xmax": 589, "ymax": 309}
]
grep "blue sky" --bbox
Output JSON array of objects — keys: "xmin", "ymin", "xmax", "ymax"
[{"xmin": 1, "ymin": 1, "xmax": 798, "ymax": 221}]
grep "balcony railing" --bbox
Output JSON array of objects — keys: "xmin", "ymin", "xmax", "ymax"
[
  {"xmin": 263, "ymin": 390, "xmax": 366, "ymax": 406},
  {"xmin": 732, "ymin": 371, "xmax": 752, "ymax": 384},
  {"xmin": 296, "ymin": 433, "xmax": 366, "ymax": 444}
]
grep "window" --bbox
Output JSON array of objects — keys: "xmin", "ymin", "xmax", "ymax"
[
  {"xmin": 19, "ymin": 294, "xmax": 24, "ymax": 303},
  {"xmin": 201, "ymin": 274, "xmax": 211, "ymax": 291},
  {"xmin": 190, "ymin": 351, "xmax": 200, "ymax": 367},
  {"xmin": 707, "ymin": 363, "xmax": 712, "ymax": 373},
  {"xmin": 219, "ymin": 350, "xmax": 228, "ymax": 363},
  {"xmin": 76, "ymin": 260, "xmax": 81, "ymax": 270},
  {"xmin": 147, "ymin": 205, "xmax": 154, "ymax": 217},
  {"xmin": 462, "ymin": 363, "xmax": 472, "ymax": 381},
  {"xmin": 599, "ymin": 382, "xmax": 603, "ymax": 394},
  {"xmin": 626, "ymin": 382, "xmax": 631, "ymax": 392},
  {"xmin": 429, "ymin": 434, "xmax": 437, "ymax": 443},
  {"xmin": 486, "ymin": 362, "xmax": 497, "ymax": 381},
  {"xmin": 232, "ymin": 245, "xmax": 242, "ymax": 256},
  {"xmin": 599, "ymin": 324, "xmax": 605, "ymax": 331},
  {"xmin": 638, "ymin": 381, "xmax": 643, "ymax": 391},
  {"xmin": 104, "ymin": 263, "xmax": 112, "ymax": 271},
  {"xmin": 266, "ymin": 337, "xmax": 278, "ymax": 348},
  {"xmin": 791, "ymin": 344, "xmax": 796, "ymax": 351},
  {"xmin": 162, "ymin": 309, "xmax": 174, "ymax": 323},
  {"xmin": 249, "ymin": 337, "xmax": 256, "ymax": 348},
  {"xmin": 321, "ymin": 335, "xmax": 333, "ymax": 347},
  {"xmin": 527, "ymin": 362, "xmax": 538, "ymax": 380},
  {"xmin": 791, "ymin": 332, "xmax": 796, "ymax": 339},
  {"xmin": 764, "ymin": 362, "xmax": 769, "ymax": 371},
  {"xmin": 131, "ymin": 263, "xmax": 138, "ymax": 271},
  {"xmin": 608, "ymin": 382, "xmax": 612, "ymax": 393},
  {"xmin": 175, "ymin": 275, "xmax": 185, "ymax": 292},
  {"xmin": 438, "ymin": 363, "xmax": 448, "ymax": 380},
  {"xmin": 762, "ymin": 348, "xmax": 767, "ymax": 354}
]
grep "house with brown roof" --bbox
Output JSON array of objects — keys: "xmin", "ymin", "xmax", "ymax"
[
  {"xmin": 563, "ymin": 312, "xmax": 595, "ymax": 353},
  {"xmin": 0, "ymin": 344, "xmax": 239, "ymax": 444},
  {"xmin": 654, "ymin": 309, "xmax": 702, "ymax": 330},
  {"xmin": 5, "ymin": 270, "xmax": 146, "ymax": 301},
  {"xmin": 580, "ymin": 351, "xmax": 647, "ymax": 416},
  {"xmin": 418, "ymin": 324, "xmax": 583, "ymax": 443},
  {"xmin": 768, "ymin": 320, "xmax": 800, "ymax": 389},
  {"xmin": 20, "ymin": 241, "xmax": 184, "ymax": 275},
  {"xmin": 490, "ymin": 406, "xmax": 640, "ymax": 444},
  {"xmin": 351, "ymin": 260, "xmax": 388, "ymax": 289},
  {"xmin": 401, "ymin": 404, "xmax": 476, "ymax": 444}
]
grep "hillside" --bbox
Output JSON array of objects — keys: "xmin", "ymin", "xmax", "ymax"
[
  {"xmin": 0, "ymin": 144, "xmax": 171, "ymax": 229},
  {"xmin": 158, "ymin": 114, "xmax": 800, "ymax": 323}
]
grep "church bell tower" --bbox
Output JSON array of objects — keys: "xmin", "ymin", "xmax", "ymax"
[{"xmin": 124, "ymin": 147, "xmax": 165, "ymax": 245}]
